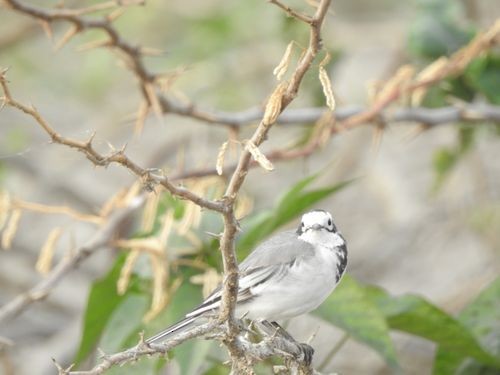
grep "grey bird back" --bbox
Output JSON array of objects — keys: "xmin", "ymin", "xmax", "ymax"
[{"xmin": 239, "ymin": 230, "xmax": 315, "ymax": 271}]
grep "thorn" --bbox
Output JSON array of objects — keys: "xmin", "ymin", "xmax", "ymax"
[
  {"xmin": 51, "ymin": 358, "xmax": 74, "ymax": 374},
  {"xmin": 306, "ymin": 325, "xmax": 319, "ymax": 344},
  {"xmin": 120, "ymin": 142, "xmax": 128, "ymax": 154},
  {"xmin": 39, "ymin": 20, "xmax": 53, "ymax": 40},
  {"xmin": 97, "ymin": 347, "xmax": 108, "ymax": 359},
  {"xmin": 204, "ymin": 231, "xmax": 222, "ymax": 238},
  {"xmin": 138, "ymin": 330, "xmax": 146, "ymax": 345},
  {"xmin": 107, "ymin": 8, "xmax": 126, "ymax": 22},
  {"xmin": 85, "ymin": 131, "xmax": 96, "ymax": 147},
  {"xmin": 54, "ymin": 24, "xmax": 80, "ymax": 51}
]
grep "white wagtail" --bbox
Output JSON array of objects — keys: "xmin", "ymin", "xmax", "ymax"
[{"xmin": 147, "ymin": 209, "xmax": 347, "ymax": 344}]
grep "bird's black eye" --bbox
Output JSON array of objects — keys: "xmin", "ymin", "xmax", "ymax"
[
  {"xmin": 301, "ymin": 222, "xmax": 305, "ymax": 227},
  {"xmin": 328, "ymin": 219, "xmax": 332, "ymax": 226}
]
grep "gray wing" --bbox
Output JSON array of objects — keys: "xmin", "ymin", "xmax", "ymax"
[
  {"xmin": 239, "ymin": 230, "xmax": 315, "ymax": 271},
  {"xmin": 184, "ymin": 230, "xmax": 315, "ymax": 318}
]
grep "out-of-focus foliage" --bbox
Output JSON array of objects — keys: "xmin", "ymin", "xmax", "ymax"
[
  {"xmin": 434, "ymin": 277, "xmax": 500, "ymax": 374},
  {"xmin": 74, "ymin": 254, "xmax": 147, "ymax": 366},
  {"xmin": 408, "ymin": 0, "xmax": 475, "ymax": 59},
  {"xmin": 316, "ymin": 276, "xmax": 500, "ymax": 372},
  {"xmin": 315, "ymin": 276, "xmax": 399, "ymax": 369},
  {"xmin": 406, "ymin": 0, "xmax": 500, "ymax": 189}
]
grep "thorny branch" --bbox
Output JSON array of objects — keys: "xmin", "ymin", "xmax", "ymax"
[{"xmin": 0, "ymin": 70, "xmax": 224, "ymax": 213}]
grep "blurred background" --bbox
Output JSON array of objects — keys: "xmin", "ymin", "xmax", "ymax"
[{"xmin": 0, "ymin": 0, "xmax": 499, "ymax": 374}]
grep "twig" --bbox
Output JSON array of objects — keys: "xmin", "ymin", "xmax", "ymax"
[
  {"xmin": 0, "ymin": 198, "xmax": 142, "ymax": 324},
  {"xmin": 66, "ymin": 321, "xmax": 220, "ymax": 375},
  {"xmin": 268, "ymin": 0, "xmax": 312, "ymax": 24}
]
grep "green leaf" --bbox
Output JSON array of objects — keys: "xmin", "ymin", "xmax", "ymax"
[
  {"xmin": 432, "ymin": 148, "xmax": 458, "ymax": 189},
  {"xmin": 434, "ymin": 277, "xmax": 500, "ymax": 374},
  {"xmin": 313, "ymin": 275, "xmax": 400, "ymax": 369},
  {"xmin": 273, "ymin": 181, "xmax": 353, "ymax": 230},
  {"xmin": 407, "ymin": 0, "xmax": 474, "ymax": 59},
  {"xmin": 205, "ymin": 363, "xmax": 230, "ymax": 375},
  {"xmin": 465, "ymin": 53, "xmax": 500, "ymax": 104},
  {"xmin": 99, "ymin": 294, "xmax": 149, "ymax": 353},
  {"xmin": 363, "ymin": 285, "xmax": 500, "ymax": 369},
  {"xmin": 432, "ymin": 125, "xmax": 476, "ymax": 191},
  {"xmin": 237, "ymin": 174, "xmax": 353, "ymax": 258},
  {"xmin": 74, "ymin": 254, "xmax": 139, "ymax": 365}
]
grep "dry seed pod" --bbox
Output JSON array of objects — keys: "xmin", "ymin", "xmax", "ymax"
[
  {"xmin": 273, "ymin": 41, "xmax": 294, "ymax": 81},
  {"xmin": 36, "ymin": 227, "xmax": 63, "ymax": 275},
  {"xmin": 117, "ymin": 249, "xmax": 141, "ymax": 295},
  {"xmin": 1, "ymin": 209, "xmax": 22, "ymax": 250},
  {"xmin": 319, "ymin": 66, "xmax": 336, "ymax": 111},
  {"xmin": 245, "ymin": 140, "xmax": 274, "ymax": 171},
  {"xmin": 262, "ymin": 82, "xmax": 287, "ymax": 126},
  {"xmin": 216, "ymin": 141, "xmax": 228, "ymax": 176}
]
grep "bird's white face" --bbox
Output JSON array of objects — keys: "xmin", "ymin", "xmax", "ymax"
[
  {"xmin": 298, "ymin": 210, "xmax": 344, "ymax": 248},
  {"xmin": 300, "ymin": 210, "xmax": 336, "ymax": 233}
]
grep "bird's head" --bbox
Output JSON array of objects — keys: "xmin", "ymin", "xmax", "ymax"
[
  {"xmin": 297, "ymin": 210, "xmax": 345, "ymax": 248},
  {"xmin": 297, "ymin": 209, "xmax": 336, "ymax": 235}
]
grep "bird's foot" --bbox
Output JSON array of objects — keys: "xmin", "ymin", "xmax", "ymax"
[{"xmin": 297, "ymin": 342, "xmax": 314, "ymax": 366}]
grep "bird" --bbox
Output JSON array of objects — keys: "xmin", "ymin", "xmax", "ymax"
[{"xmin": 146, "ymin": 209, "xmax": 347, "ymax": 344}]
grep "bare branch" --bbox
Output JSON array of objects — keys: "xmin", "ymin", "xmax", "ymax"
[
  {"xmin": 268, "ymin": 0, "xmax": 313, "ymax": 24},
  {"xmin": 67, "ymin": 321, "xmax": 220, "ymax": 375}
]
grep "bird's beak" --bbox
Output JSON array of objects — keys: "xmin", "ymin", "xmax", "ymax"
[{"xmin": 310, "ymin": 223, "xmax": 323, "ymax": 231}]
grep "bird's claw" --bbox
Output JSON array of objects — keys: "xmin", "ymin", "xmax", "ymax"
[{"xmin": 298, "ymin": 342, "xmax": 314, "ymax": 366}]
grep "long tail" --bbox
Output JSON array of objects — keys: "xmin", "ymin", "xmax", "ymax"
[{"xmin": 146, "ymin": 316, "xmax": 200, "ymax": 344}]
